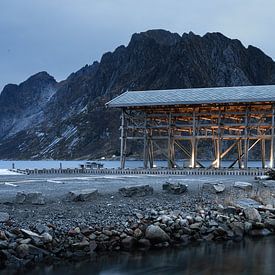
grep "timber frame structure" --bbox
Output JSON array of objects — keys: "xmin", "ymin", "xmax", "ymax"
[{"xmin": 106, "ymin": 85, "xmax": 275, "ymax": 170}]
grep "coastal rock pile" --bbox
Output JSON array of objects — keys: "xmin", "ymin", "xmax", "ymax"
[{"xmin": 1, "ymin": 203, "xmax": 275, "ymax": 271}]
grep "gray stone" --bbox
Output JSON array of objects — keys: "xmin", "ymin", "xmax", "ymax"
[
  {"xmin": 145, "ymin": 225, "xmax": 170, "ymax": 243},
  {"xmin": 119, "ymin": 185, "xmax": 153, "ymax": 197},
  {"xmin": 233, "ymin": 181, "xmax": 252, "ymax": 191},
  {"xmin": 0, "ymin": 212, "xmax": 9, "ymax": 223},
  {"xmin": 68, "ymin": 189, "xmax": 98, "ymax": 202},
  {"xmin": 21, "ymin": 229, "xmax": 41, "ymax": 238},
  {"xmin": 16, "ymin": 192, "xmax": 45, "ymax": 205},
  {"xmin": 0, "ymin": 240, "xmax": 8, "ymax": 249},
  {"xmin": 162, "ymin": 182, "xmax": 187, "ymax": 194},
  {"xmin": 212, "ymin": 183, "xmax": 225, "ymax": 193},
  {"xmin": 223, "ymin": 206, "xmax": 237, "ymax": 215},
  {"xmin": 133, "ymin": 228, "xmax": 143, "ymax": 238},
  {"xmin": 35, "ymin": 224, "xmax": 49, "ymax": 234},
  {"xmin": 243, "ymin": 208, "xmax": 262, "ymax": 223},
  {"xmin": 41, "ymin": 232, "xmax": 52, "ymax": 243}
]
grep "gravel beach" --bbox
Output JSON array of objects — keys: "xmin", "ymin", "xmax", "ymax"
[{"xmin": 0, "ymin": 173, "xmax": 275, "ymax": 272}]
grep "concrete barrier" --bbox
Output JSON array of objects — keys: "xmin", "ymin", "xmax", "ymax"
[{"xmin": 18, "ymin": 167, "xmax": 266, "ymax": 177}]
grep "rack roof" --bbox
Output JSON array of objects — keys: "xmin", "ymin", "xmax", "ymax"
[{"xmin": 106, "ymin": 85, "xmax": 275, "ymax": 108}]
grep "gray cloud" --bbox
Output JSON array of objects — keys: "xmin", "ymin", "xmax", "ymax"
[{"xmin": 0, "ymin": 0, "xmax": 274, "ymax": 91}]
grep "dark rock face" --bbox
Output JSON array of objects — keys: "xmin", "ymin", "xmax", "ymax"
[{"xmin": 0, "ymin": 30, "xmax": 275, "ymax": 159}]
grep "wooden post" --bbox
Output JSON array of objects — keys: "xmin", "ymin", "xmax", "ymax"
[
  {"xmin": 216, "ymin": 108, "xmax": 222, "ymax": 168},
  {"xmin": 143, "ymin": 114, "xmax": 148, "ymax": 169},
  {"xmin": 243, "ymin": 106, "xmax": 249, "ymax": 169},
  {"xmin": 237, "ymin": 139, "xmax": 243, "ymax": 169},
  {"xmin": 148, "ymin": 129, "xmax": 154, "ymax": 168},
  {"xmin": 270, "ymin": 105, "xmax": 275, "ymax": 168},
  {"xmin": 191, "ymin": 109, "xmax": 197, "ymax": 168},
  {"xmin": 120, "ymin": 109, "xmax": 127, "ymax": 169},
  {"xmin": 167, "ymin": 112, "xmax": 174, "ymax": 168}
]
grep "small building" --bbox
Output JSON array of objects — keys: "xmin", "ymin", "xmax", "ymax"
[
  {"xmin": 80, "ymin": 162, "xmax": 104, "ymax": 169},
  {"xmin": 106, "ymin": 85, "xmax": 275, "ymax": 169}
]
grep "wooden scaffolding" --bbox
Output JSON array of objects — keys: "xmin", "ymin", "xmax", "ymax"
[{"xmin": 118, "ymin": 102, "xmax": 275, "ymax": 169}]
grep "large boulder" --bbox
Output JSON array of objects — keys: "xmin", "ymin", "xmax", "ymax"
[
  {"xmin": 121, "ymin": 236, "xmax": 137, "ymax": 250},
  {"xmin": 235, "ymin": 198, "xmax": 262, "ymax": 209},
  {"xmin": 145, "ymin": 225, "xmax": 170, "ymax": 243},
  {"xmin": 162, "ymin": 182, "xmax": 187, "ymax": 194},
  {"xmin": 16, "ymin": 192, "xmax": 45, "ymax": 205},
  {"xmin": 234, "ymin": 181, "xmax": 252, "ymax": 191},
  {"xmin": 119, "ymin": 185, "xmax": 153, "ymax": 197},
  {"xmin": 203, "ymin": 182, "xmax": 225, "ymax": 193},
  {"xmin": 243, "ymin": 207, "xmax": 262, "ymax": 223},
  {"xmin": 67, "ymin": 189, "xmax": 98, "ymax": 201}
]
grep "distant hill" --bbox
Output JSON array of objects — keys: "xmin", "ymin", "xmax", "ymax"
[{"xmin": 0, "ymin": 29, "xmax": 275, "ymax": 159}]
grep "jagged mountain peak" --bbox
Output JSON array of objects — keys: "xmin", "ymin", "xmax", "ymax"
[
  {"xmin": 0, "ymin": 29, "xmax": 275, "ymax": 159},
  {"xmin": 130, "ymin": 29, "xmax": 181, "ymax": 46}
]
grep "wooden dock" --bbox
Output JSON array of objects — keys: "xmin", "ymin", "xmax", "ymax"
[{"xmin": 14, "ymin": 168, "xmax": 266, "ymax": 176}]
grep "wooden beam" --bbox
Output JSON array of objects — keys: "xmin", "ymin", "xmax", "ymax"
[
  {"xmin": 120, "ymin": 109, "xmax": 127, "ymax": 169},
  {"xmin": 270, "ymin": 105, "xmax": 275, "ymax": 168}
]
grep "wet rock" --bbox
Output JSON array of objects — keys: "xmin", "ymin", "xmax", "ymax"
[
  {"xmin": 89, "ymin": 240, "xmax": 97, "ymax": 252},
  {"xmin": 249, "ymin": 228, "xmax": 271, "ymax": 237},
  {"xmin": 16, "ymin": 192, "xmax": 45, "ymax": 205},
  {"xmin": 230, "ymin": 222, "xmax": 244, "ymax": 239},
  {"xmin": 145, "ymin": 225, "xmax": 170, "ymax": 243},
  {"xmin": 233, "ymin": 181, "xmax": 252, "ymax": 191},
  {"xmin": 244, "ymin": 222, "xmax": 253, "ymax": 233},
  {"xmin": 67, "ymin": 189, "xmax": 98, "ymax": 202},
  {"xmin": 243, "ymin": 208, "xmax": 262, "ymax": 223},
  {"xmin": 121, "ymin": 236, "xmax": 137, "ymax": 250},
  {"xmin": 265, "ymin": 218, "xmax": 275, "ymax": 229},
  {"xmin": 133, "ymin": 228, "xmax": 143, "ymax": 238},
  {"xmin": 72, "ymin": 239, "xmax": 90, "ymax": 249},
  {"xmin": 0, "ymin": 212, "xmax": 9, "ymax": 223},
  {"xmin": 138, "ymin": 238, "xmax": 151, "ymax": 249},
  {"xmin": 162, "ymin": 182, "xmax": 188, "ymax": 194},
  {"xmin": 16, "ymin": 244, "xmax": 29, "ymax": 258},
  {"xmin": 119, "ymin": 185, "xmax": 153, "ymax": 197}
]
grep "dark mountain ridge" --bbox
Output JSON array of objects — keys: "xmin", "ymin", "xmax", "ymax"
[{"xmin": 0, "ymin": 30, "xmax": 275, "ymax": 159}]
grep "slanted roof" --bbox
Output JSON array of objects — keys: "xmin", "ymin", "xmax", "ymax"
[{"xmin": 106, "ymin": 85, "xmax": 275, "ymax": 108}]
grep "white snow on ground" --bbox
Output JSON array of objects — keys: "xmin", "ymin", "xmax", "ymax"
[{"xmin": 0, "ymin": 169, "xmax": 21, "ymax": 175}]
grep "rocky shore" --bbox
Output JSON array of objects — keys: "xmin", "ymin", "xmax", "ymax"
[{"xmin": 1, "ymin": 178, "xmax": 275, "ymax": 273}]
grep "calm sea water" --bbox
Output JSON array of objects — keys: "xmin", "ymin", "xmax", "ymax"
[
  {"xmin": 26, "ymin": 236, "xmax": 275, "ymax": 275},
  {"xmin": 0, "ymin": 160, "xmax": 269, "ymax": 170}
]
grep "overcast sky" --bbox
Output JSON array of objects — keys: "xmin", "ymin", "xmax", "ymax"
[{"xmin": 0, "ymin": 0, "xmax": 274, "ymax": 91}]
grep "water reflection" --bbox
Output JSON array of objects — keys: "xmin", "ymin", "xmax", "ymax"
[{"xmin": 30, "ymin": 237, "xmax": 274, "ymax": 275}]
